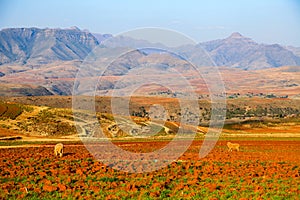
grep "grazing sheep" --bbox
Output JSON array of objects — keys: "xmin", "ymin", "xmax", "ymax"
[
  {"xmin": 54, "ymin": 143, "xmax": 63, "ymax": 157},
  {"xmin": 227, "ymin": 142, "xmax": 240, "ymax": 152}
]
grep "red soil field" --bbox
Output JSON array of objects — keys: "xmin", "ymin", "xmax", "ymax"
[{"xmin": 0, "ymin": 140, "xmax": 299, "ymax": 199}]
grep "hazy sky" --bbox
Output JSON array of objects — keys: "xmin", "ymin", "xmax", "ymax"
[{"xmin": 1, "ymin": 0, "xmax": 300, "ymax": 46}]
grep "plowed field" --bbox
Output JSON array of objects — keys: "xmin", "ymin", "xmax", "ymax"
[{"xmin": 0, "ymin": 140, "xmax": 299, "ymax": 199}]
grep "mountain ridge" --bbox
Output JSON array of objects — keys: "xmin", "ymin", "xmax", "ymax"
[
  {"xmin": 0, "ymin": 27, "xmax": 99, "ymax": 65},
  {"xmin": 198, "ymin": 32, "xmax": 300, "ymax": 70}
]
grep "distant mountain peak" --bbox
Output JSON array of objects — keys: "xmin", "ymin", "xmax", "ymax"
[
  {"xmin": 228, "ymin": 32, "xmax": 245, "ymax": 39},
  {"xmin": 225, "ymin": 32, "xmax": 255, "ymax": 44},
  {"xmin": 68, "ymin": 26, "xmax": 80, "ymax": 31}
]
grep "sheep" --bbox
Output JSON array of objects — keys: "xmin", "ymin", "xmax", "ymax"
[
  {"xmin": 54, "ymin": 143, "xmax": 63, "ymax": 157},
  {"xmin": 227, "ymin": 142, "xmax": 240, "ymax": 152}
]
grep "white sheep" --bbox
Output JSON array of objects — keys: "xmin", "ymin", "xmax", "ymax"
[{"xmin": 54, "ymin": 143, "xmax": 63, "ymax": 157}]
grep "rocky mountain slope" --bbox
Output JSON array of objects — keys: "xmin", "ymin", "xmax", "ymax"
[{"xmin": 0, "ymin": 27, "xmax": 99, "ymax": 65}]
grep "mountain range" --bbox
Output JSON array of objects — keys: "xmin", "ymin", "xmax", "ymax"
[
  {"xmin": 1, "ymin": 27, "xmax": 300, "ymax": 69},
  {"xmin": 0, "ymin": 27, "xmax": 299, "ymax": 96}
]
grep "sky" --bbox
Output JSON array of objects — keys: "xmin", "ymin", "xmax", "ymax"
[{"xmin": 0, "ymin": 0, "xmax": 300, "ymax": 46}]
